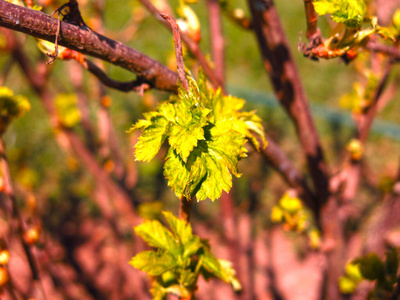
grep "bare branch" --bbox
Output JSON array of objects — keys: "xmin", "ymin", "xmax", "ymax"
[
  {"xmin": 0, "ymin": 0, "xmax": 178, "ymax": 92},
  {"xmin": 83, "ymin": 59, "xmax": 150, "ymax": 92},
  {"xmin": 255, "ymin": 136, "xmax": 317, "ymax": 213},
  {"xmin": 247, "ymin": 0, "xmax": 329, "ymax": 206}
]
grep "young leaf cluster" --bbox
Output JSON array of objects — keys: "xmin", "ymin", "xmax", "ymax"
[
  {"xmin": 339, "ymin": 248, "xmax": 399, "ymax": 297},
  {"xmin": 270, "ymin": 192, "xmax": 320, "ymax": 248},
  {"xmin": 129, "ymin": 72, "xmax": 265, "ymax": 201},
  {"xmin": 0, "ymin": 87, "xmax": 30, "ymax": 135},
  {"xmin": 311, "ymin": 0, "xmax": 396, "ymax": 60},
  {"xmin": 129, "ymin": 211, "xmax": 241, "ymax": 299},
  {"xmin": 313, "ymin": 0, "xmax": 366, "ymax": 28}
]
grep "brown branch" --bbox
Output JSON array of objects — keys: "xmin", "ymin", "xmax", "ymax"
[
  {"xmin": 0, "ymin": 0, "xmax": 179, "ymax": 92},
  {"xmin": 366, "ymin": 41, "xmax": 400, "ymax": 62},
  {"xmin": 303, "ymin": 0, "xmax": 321, "ymax": 41},
  {"xmin": 357, "ymin": 62, "xmax": 392, "ymax": 143},
  {"xmin": 179, "ymin": 196, "xmax": 193, "ymax": 223},
  {"xmin": 255, "ymin": 136, "xmax": 317, "ymax": 213},
  {"xmin": 83, "ymin": 58, "xmax": 151, "ymax": 92},
  {"xmin": 247, "ymin": 0, "xmax": 329, "ymax": 207}
]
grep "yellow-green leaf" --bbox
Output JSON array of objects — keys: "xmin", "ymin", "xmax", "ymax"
[
  {"xmin": 129, "ymin": 251, "xmax": 177, "ymax": 276},
  {"xmin": 134, "ymin": 219, "xmax": 180, "ymax": 256},
  {"xmin": 314, "ymin": 0, "xmax": 366, "ymax": 28}
]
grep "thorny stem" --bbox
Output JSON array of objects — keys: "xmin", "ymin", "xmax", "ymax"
[{"xmin": 160, "ymin": 13, "xmax": 189, "ymax": 92}]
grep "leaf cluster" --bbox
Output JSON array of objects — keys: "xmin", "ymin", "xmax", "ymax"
[
  {"xmin": 339, "ymin": 248, "xmax": 400, "ymax": 298},
  {"xmin": 313, "ymin": 0, "xmax": 366, "ymax": 28},
  {"xmin": 129, "ymin": 71, "xmax": 265, "ymax": 201},
  {"xmin": 0, "ymin": 86, "xmax": 30, "ymax": 135},
  {"xmin": 270, "ymin": 192, "xmax": 320, "ymax": 248},
  {"xmin": 129, "ymin": 211, "xmax": 241, "ymax": 299}
]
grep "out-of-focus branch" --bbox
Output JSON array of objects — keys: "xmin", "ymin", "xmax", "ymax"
[
  {"xmin": 366, "ymin": 42, "xmax": 400, "ymax": 62},
  {"xmin": 0, "ymin": 139, "xmax": 46, "ymax": 299},
  {"xmin": 357, "ymin": 62, "xmax": 392, "ymax": 143},
  {"xmin": 207, "ymin": 0, "xmax": 225, "ymax": 87},
  {"xmin": 0, "ymin": 0, "xmax": 178, "ymax": 93},
  {"xmin": 83, "ymin": 59, "xmax": 151, "ymax": 92},
  {"xmin": 303, "ymin": 0, "xmax": 321, "ymax": 41},
  {"xmin": 4, "ymin": 30, "xmax": 140, "ymax": 231},
  {"xmin": 253, "ymin": 136, "xmax": 317, "ymax": 213}
]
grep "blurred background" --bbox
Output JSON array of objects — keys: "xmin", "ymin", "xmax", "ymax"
[{"xmin": 0, "ymin": 0, "xmax": 399, "ymax": 299}]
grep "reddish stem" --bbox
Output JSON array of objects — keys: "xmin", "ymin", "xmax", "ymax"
[{"xmin": 160, "ymin": 13, "xmax": 189, "ymax": 92}]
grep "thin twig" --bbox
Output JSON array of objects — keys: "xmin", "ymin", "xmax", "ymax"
[
  {"xmin": 138, "ymin": 0, "xmax": 224, "ymax": 91},
  {"xmin": 46, "ymin": 9, "xmax": 61, "ymax": 64},
  {"xmin": 357, "ymin": 62, "xmax": 392, "ymax": 142},
  {"xmin": 207, "ymin": 0, "xmax": 225, "ymax": 87},
  {"xmin": 83, "ymin": 58, "xmax": 151, "ymax": 92},
  {"xmin": 160, "ymin": 13, "xmax": 189, "ymax": 92}
]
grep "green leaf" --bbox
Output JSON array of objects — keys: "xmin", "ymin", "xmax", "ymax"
[
  {"xmin": 134, "ymin": 220, "xmax": 180, "ymax": 256},
  {"xmin": 345, "ymin": 263, "xmax": 363, "ymax": 282},
  {"xmin": 132, "ymin": 115, "xmax": 170, "ymax": 162},
  {"xmin": 0, "ymin": 87, "xmax": 30, "ymax": 134},
  {"xmin": 339, "ymin": 276, "xmax": 358, "ymax": 294},
  {"xmin": 162, "ymin": 211, "xmax": 201, "ymax": 257},
  {"xmin": 55, "ymin": 94, "xmax": 81, "ymax": 128},
  {"xmin": 179, "ymin": 269, "xmax": 197, "ymax": 287},
  {"xmin": 164, "ymin": 148, "xmax": 191, "ymax": 200},
  {"xmin": 354, "ymin": 253, "xmax": 385, "ymax": 281},
  {"xmin": 385, "ymin": 248, "xmax": 398, "ymax": 283},
  {"xmin": 314, "ymin": 0, "xmax": 366, "ymax": 28},
  {"xmin": 201, "ymin": 251, "xmax": 241, "ymax": 291},
  {"xmin": 168, "ymin": 100, "xmax": 210, "ymax": 162},
  {"xmin": 131, "ymin": 70, "xmax": 265, "ymax": 201},
  {"xmin": 150, "ymin": 283, "xmax": 167, "ymax": 300},
  {"xmin": 129, "ymin": 250, "xmax": 177, "ymax": 276}
]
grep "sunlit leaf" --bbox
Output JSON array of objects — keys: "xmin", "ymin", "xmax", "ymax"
[
  {"xmin": 314, "ymin": 0, "xmax": 366, "ymax": 28},
  {"xmin": 0, "ymin": 87, "xmax": 30, "ymax": 134},
  {"xmin": 134, "ymin": 219, "xmax": 180, "ymax": 256},
  {"xmin": 201, "ymin": 251, "xmax": 241, "ymax": 291},
  {"xmin": 129, "ymin": 251, "xmax": 177, "ymax": 276},
  {"xmin": 131, "ymin": 70, "xmax": 265, "ymax": 201}
]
